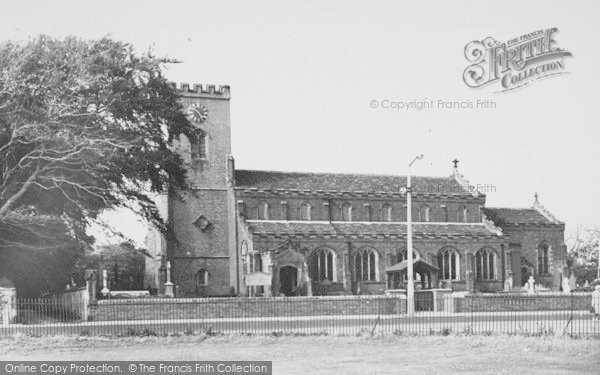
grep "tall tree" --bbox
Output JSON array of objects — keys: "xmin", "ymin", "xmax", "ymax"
[
  {"xmin": 567, "ymin": 225, "xmax": 600, "ymax": 283},
  {"xmin": 0, "ymin": 36, "xmax": 194, "ymax": 268}
]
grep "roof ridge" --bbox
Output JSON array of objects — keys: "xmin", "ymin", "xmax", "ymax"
[
  {"xmin": 485, "ymin": 207, "xmax": 539, "ymax": 211},
  {"xmin": 235, "ymin": 168, "xmax": 453, "ymax": 180}
]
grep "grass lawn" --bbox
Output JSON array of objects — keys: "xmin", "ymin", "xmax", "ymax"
[{"xmin": 1, "ymin": 334, "xmax": 598, "ymax": 374}]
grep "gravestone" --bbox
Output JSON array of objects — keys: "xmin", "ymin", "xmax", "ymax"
[
  {"xmin": 527, "ymin": 276, "xmax": 535, "ymax": 294},
  {"xmin": 592, "ymin": 285, "xmax": 600, "ymax": 315},
  {"xmin": 504, "ymin": 275, "xmax": 513, "ymax": 292},
  {"xmin": 562, "ymin": 277, "xmax": 571, "ymax": 293},
  {"xmin": 568, "ymin": 273, "xmax": 577, "ymax": 290},
  {"xmin": 84, "ymin": 270, "xmax": 98, "ymax": 303}
]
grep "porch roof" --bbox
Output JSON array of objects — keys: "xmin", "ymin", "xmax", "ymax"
[{"xmin": 385, "ymin": 259, "xmax": 439, "ymax": 273}]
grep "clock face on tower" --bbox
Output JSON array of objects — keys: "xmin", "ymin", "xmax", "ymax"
[{"xmin": 187, "ymin": 103, "xmax": 208, "ymax": 123}]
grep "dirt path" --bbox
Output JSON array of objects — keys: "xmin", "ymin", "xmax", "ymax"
[{"xmin": 1, "ymin": 334, "xmax": 598, "ymax": 374}]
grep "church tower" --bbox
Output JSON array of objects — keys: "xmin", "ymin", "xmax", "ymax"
[{"xmin": 168, "ymin": 83, "xmax": 236, "ymax": 297}]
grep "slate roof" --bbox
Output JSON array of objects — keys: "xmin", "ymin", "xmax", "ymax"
[
  {"xmin": 245, "ymin": 221, "xmax": 503, "ymax": 240},
  {"xmin": 234, "ymin": 170, "xmax": 474, "ymax": 196},
  {"xmin": 483, "ymin": 208, "xmax": 561, "ymax": 226}
]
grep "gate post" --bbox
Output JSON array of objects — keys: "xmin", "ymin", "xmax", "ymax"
[{"xmin": 0, "ymin": 286, "xmax": 17, "ymax": 326}]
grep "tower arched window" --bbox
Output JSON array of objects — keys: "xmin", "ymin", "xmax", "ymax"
[
  {"xmin": 475, "ymin": 248, "xmax": 496, "ymax": 280},
  {"xmin": 381, "ymin": 204, "xmax": 392, "ymax": 222},
  {"xmin": 419, "ymin": 205, "xmax": 430, "ymax": 222},
  {"xmin": 537, "ymin": 243, "xmax": 549, "ymax": 275},
  {"xmin": 191, "ymin": 132, "xmax": 207, "ymax": 159},
  {"xmin": 341, "ymin": 202, "xmax": 352, "ymax": 221},
  {"xmin": 195, "ymin": 269, "xmax": 208, "ymax": 286},
  {"xmin": 310, "ymin": 247, "xmax": 336, "ymax": 282},
  {"xmin": 354, "ymin": 247, "xmax": 379, "ymax": 281},
  {"xmin": 257, "ymin": 201, "xmax": 269, "ymax": 220},
  {"xmin": 438, "ymin": 247, "xmax": 460, "ymax": 280},
  {"xmin": 299, "ymin": 202, "xmax": 311, "ymax": 221}
]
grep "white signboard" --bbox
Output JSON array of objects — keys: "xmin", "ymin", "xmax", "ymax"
[{"xmin": 245, "ymin": 272, "xmax": 272, "ymax": 286}]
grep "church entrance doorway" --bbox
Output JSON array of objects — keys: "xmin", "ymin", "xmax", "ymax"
[
  {"xmin": 521, "ymin": 266, "xmax": 531, "ymax": 286},
  {"xmin": 279, "ymin": 266, "xmax": 298, "ymax": 296}
]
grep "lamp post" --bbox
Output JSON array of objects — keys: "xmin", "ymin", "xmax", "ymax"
[{"xmin": 406, "ymin": 154, "xmax": 423, "ymax": 317}]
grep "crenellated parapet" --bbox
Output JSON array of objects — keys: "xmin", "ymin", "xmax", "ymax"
[{"xmin": 168, "ymin": 82, "xmax": 231, "ymax": 99}]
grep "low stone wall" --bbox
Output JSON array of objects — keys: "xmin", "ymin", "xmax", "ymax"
[
  {"xmin": 352, "ymin": 281, "xmax": 386, "ymax": 295},
  {"xmin": 90, "ymin": 295, "xmax": 406, "ymax": 321},
  {"xmin": 0, "ymin": 287, "xmax": 17, "ymax": 326},
  {"xmin": 44, "ymin": 288, "xmax": 90, "ymax": 321},
  {"xmin": 461, "ymin": 292, "xmax": 592, "ymax": 312}
]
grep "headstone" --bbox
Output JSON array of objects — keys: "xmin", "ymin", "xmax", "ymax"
[
  {"xmin": 562, "ymin": 277, "xmax": 571, "ymax": 293},
  {"xmin": 527, "ymin": 276, "xmax": 535, "ymax": 294},
  {"xmin": 84, "ymin": 270, "xmax": 98, "ymax": 303},
  {"xmin": 592, "ymin": 285, "xmax": 600, "ymax": 315},
  {"xmin": 568, "ymin": 273, "xmax": 577, "ymax": 290},
  {"xmin": 101, "ymin": 269, "xmax": 110, "ymax": 296},
  {"xmin": 164, "ymin": 261, "xmax": 174, "ymax": 297},
  {"xmin": 504, "ymin": 275, "xmax": 513, "ymax": 291}
]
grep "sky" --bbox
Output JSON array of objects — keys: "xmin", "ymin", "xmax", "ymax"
[{"xmin": 1, "ymin": 0, "xmax": 598, "ymax": 246}]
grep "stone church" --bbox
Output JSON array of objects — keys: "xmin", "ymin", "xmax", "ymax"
[{"xmin": 145, "ymin": 83, "xmax": 566, "ymax": 297}]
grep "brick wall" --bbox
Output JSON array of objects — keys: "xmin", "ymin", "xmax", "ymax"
[
  {"xmin": 90, "ymin": 295, "xmax": 406, "ymax": 321},
  {"xmin": 461, "ymin": 292, "xmax": 591, "ymax": 312}
]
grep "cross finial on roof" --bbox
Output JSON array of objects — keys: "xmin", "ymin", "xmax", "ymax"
[
  {"xmin": 534, "ymin": 192, "xmax": 539, "ymax": 206},
  {"xmin": 452, "ymin": 159, "xmax": 459, "ymax": 168}
]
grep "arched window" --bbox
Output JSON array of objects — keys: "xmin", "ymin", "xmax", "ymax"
[
  {"xmin": 299, "ymin": 202, "xmax": 311, "ymax": 221},
  {"xmin": 354, "ymin": 247, "xmax": 379, "ymax": 281},
  {"xmin": 537, "ymin": 243, "xmax": 549, "ymax": 275},
  {"xmin": 438, "ymin": 248, "xmax": 460, "ymax": 280},
  {"xmin": 257, "ymin": 201, "xmax": 269, "ymax": 220},
  {"xmin": 457, "ymin": 206, "xmax": 468, "ymax": 222},
  {"xmin": 475, "ymin": 248, "xmax": 496, "ymax": 280},
  {"xmin": 381, "ymin": 204, "xmax": 392, "ymax": 222},
  {"xmin": 419, "ymin": 205, "xmax": 430, "ymax": 222},
  {"xmin": 310, "ymin": 248, "xmax": 336, "ymax": 282},
  {"xmin": 195, "ymin": 269, "xmax": 208, "ymax": 286},
  {"xmin": 190, "ymin": 132, "xmax": 207, "ymax": 159},
  {"xmin": 341, "ymin": 202, "xmax": 352, "ymax": 221}
]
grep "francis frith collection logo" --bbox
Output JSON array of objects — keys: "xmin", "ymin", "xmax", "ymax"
[{"xmin": 463, "ymin": 28, "xmax": 572, "ymax": 92}]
